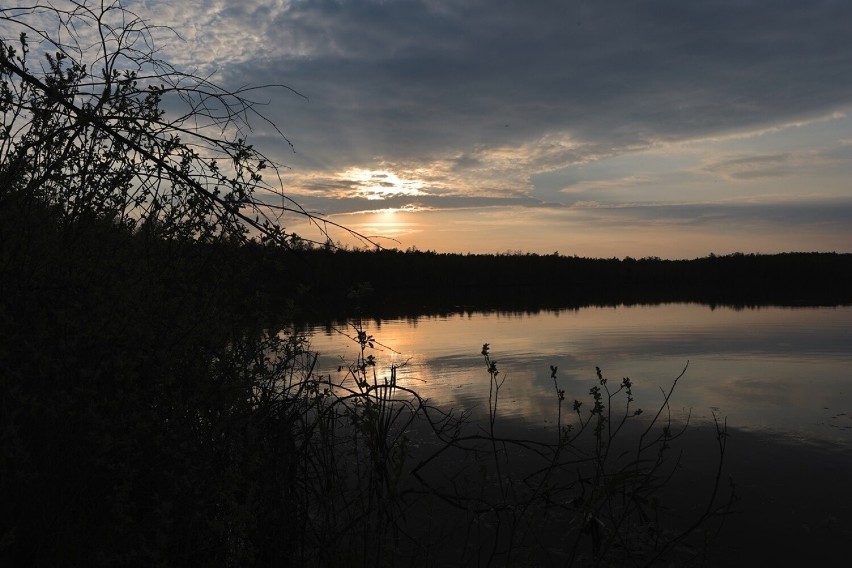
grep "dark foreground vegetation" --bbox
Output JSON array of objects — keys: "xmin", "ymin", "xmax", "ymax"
[
  {"xmin": 0, "ymin": 2, "xmax": 803, "ymax": 565},
  {"xmin": 2, "ymin": 193, "xmax": 740, "ymax": 566}
]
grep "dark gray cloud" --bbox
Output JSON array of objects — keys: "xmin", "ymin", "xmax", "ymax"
[
  {"xmin": 217, "ymin": 0, "xmax": 852, "ymax": 169},
  {"xmin": 567, "ymin": 200, "xmax": 852, "ymax": 232}
]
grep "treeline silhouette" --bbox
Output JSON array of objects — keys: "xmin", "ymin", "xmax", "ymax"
[
  {"xmin": 246, "ymin": 246, "xmax": 852, "ymax": 321},
  {"xmin": 7, "ymin": 198, "xmax": 846, "ymax": 324}
]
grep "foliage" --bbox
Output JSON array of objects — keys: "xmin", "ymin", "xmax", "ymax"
[
  {"xmin": 0, "ymin": 197, "xmax": 405, "ymax": 565},
  {"xmin": 0, "ymin": 0, "xmax": 361, "ymax": 246}
]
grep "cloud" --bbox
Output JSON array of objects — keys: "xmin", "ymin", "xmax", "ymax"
[
  {"xmin": 698, "ymin": 142, "xmax": 852, "ymax": 184},
  {"xmin": 176, "ymin": 0, "xmax": 852, "ymax": 165},
  {"xmin": 568, "ymin": 200, "xmax": 852, "ymax": 231},
  {"xmin": 47, "ymin": 0, "xmax": 852, "ymax": 250},
  {"xmin": 275, "ymin": 190, "xmax": 551, "ymax": 217},
  {"xmin": 282, "ymin": 197, "xmax": 852, "ymax": 257},
  {"xmin": 704, "ymin": 154, "xmax": 795, "ymax": 180},
  {"xmin": 6, "ymin": 0, "xmax": 851, "ymax": 256},
  {"xmin": 27, "ymin": 1, "xmax": 852, "ymax": 168}
]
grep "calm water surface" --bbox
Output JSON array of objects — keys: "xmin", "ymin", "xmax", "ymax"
[{"xmin": 305, "ymin": 303, "xmax": 852, "ymax": 445}]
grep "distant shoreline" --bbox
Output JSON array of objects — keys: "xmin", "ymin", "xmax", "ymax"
[
  {"xmin": 247, "ymin": 249, "xmax": 852, "ymax": 321},
  {"xmin": 295, "ymin": 300, "xmax": 852, "ymax": 329}
]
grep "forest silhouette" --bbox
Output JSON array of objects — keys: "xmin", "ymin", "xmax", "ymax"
[{"xmin": 253, "ymin": 246, "xmax": 852, "ymax": 321}]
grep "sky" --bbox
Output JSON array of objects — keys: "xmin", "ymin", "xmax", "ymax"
[{"xmin": 57, "ymin": 1, "xmax": 852, "ymax": 256}]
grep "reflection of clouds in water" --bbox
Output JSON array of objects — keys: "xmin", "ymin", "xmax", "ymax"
[
  {"xmin": 305, "ymin": 305, "xmax": 852, "ymax": 443},
  {"xmin": 708, "ymin": 376, "xmax": 800, "ymax": 408},
  {"xmin": 374, "ymin": 353, "xmax": 626, "ymax": 419},
  {"xmin": 688, "ymin": 356, "xmax": 852, "ymax": 441}
]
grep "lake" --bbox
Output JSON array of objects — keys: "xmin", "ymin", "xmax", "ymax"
[
  {"xmin": 304, "ymin": 302, "xmax": 852, "ymax": 563},
  {"xmin": 305, "ymin": 303, "xmax": 852, "ymax": 446}
]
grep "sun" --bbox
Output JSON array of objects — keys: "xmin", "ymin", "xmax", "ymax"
[{"xmin": 343, "ymin": 168, "xmax": 426, "ymax": 200}]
